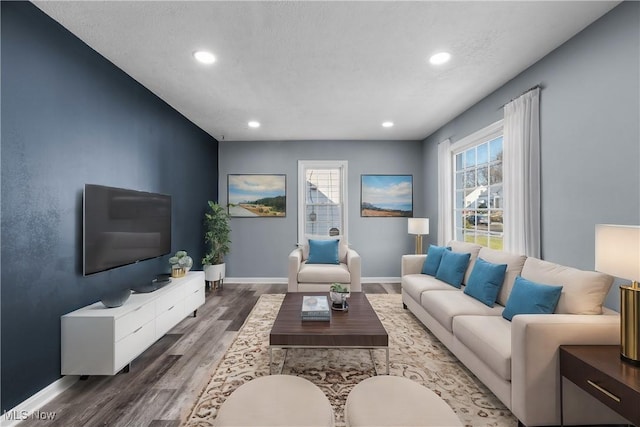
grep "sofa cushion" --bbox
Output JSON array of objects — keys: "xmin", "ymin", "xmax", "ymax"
[
  {"xmin": 435, "ymin": 251, "xmax": 471, "ymax": 288},
  {"xmin": 298, "ymin": 262, "xmax": 351, "ymax": 283},
  {"xmin": 447, "ymin": 241, "xmax": 482, "ymax": 285},
  {"xmin": 421, "ymin": 291, "xmax": 504, "ymax": 333},
  {"xmin": 502, "ymin": 276, "xmax": 563, "ymax": 321},
  {"xmin": 521, "ymin": 257, "xmax": 613, "ymax": 315},
  {"xmin": 401, "ymin": 274, "xmax": 458, "ymax": 302},
  {"xmin": 453, "ymin": 315, "xmax": 512, "ymax": 381},
  {"xmin": 421, "ymin": 245, "xmax": 451, "ymax": 276},
  {"xmin": 464, "ymin": 258, "xmax": 507, "ymax": 307},
  {"xmin": 477, "ymin": 247, "xmax": 527, "ymax": 306}
]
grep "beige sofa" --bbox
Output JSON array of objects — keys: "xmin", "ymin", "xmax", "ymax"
[
  {"xmin": 402, "ymin": 241, "xmax": 625, "ymax": 427},
  {"xmin": 288, "ymin": 242, "xmax": 361, "ymax": 292}
]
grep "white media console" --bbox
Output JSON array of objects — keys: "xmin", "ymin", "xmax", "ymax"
[{"xmin": 61, "ymin": 271, "xmax": 205, "ymax": 376}]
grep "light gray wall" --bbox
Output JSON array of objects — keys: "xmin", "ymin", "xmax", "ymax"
[
  {"xmin": 219, "ymin": 140, "xmax": 423, "ymax": 279},
  {"xmin": 422, "ymin": 2, "xmax": 639, "ymax": 310}
]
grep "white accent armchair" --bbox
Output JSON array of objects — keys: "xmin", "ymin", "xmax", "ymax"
[{"xmin": 288, "ymin": 242, "xmax": 361, "ymax": 293}]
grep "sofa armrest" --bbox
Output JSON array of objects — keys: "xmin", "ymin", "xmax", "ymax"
[
  {"xmin": 288, "ymin": 247, "xmax": 303, "ymax": 292},
  {"xmin": 401, "ymin": 254, "xmax": 426, "ymax": 276},
  {"xmin": 510, "ymin": 313, "xmax": 620, "ymax": 426},
  {"xmin": 346, "ymin": 249, "xmax": 362, "ymax": 292}
]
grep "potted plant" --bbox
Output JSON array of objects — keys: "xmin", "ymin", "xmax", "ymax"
[
  {"xmin": 329, "ymin": 282, "xmax": 350, "ymax": 309},
  {"xmin": 202, "ymin": 201, "xmax": 231, "ymax": 288},
  {"xmin": 168, "ymin": 250, "xmax": 193, "ymax": 278}
]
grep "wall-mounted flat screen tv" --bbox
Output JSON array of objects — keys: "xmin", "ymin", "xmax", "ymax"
[{"xmin": 83, "ymin": 184, "xmax": 171, "ymax": 275}]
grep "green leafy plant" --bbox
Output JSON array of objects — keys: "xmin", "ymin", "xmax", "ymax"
[
  {"xmin": 202, "ymin": 201, "xmax": 231, "ymax": 266},
  {"xmin": 169, "ymin": 250, "xmax": 193, "ymax": 269},
  {"xmin": 330, "ymin": 283, "xmax": 349, "ymax": 293}
]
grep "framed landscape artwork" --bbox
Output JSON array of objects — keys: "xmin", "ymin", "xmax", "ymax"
[
  {"xmin": 227, "ymin": 174, "xmax": 286, "ymax": 217},
  {"xmin": 361, "ymin": 175, "xmax": 413, "ymax": 217}
]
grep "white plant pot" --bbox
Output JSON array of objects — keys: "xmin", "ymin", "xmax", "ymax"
[
  {"xmin": 204, "ymin": 263, "xmax": 226, "ymax": 282},
  {"xmin": 330, "ymin": 291, "xmax": 349, "ymax": 305}
]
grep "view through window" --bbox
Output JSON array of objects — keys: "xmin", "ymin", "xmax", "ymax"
[
  {"xmin": 298, "ymin": 161, "xmax": 347, "ymax": 241},
  {"xmin": 454, "ymin": 136, "xmax": 504, "ymax": 249}
]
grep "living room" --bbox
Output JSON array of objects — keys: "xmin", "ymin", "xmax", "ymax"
[{"xmin": 2, "ymin": 1, "xmax": 638, "ymax": 426}]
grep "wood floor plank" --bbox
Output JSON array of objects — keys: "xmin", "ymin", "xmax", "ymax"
[
  {"xmin": 20, "ymin": 282, "xmax": 399, "ymax": 426},
  {"xmin": 115, "ymin": 388, "xmax": 177, "ymax": 427},
  {"xmin": 156, "ymin": 325, "xmax": 233, "ymax": 389},
  {"xmin": 157, "ymin": 332, "xmax": 237, "ymax": 423}
]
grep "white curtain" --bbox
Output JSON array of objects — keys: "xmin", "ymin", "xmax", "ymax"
[
  {"xmin": 503, "ymin": 88, "xmax": 541, "ymax": 257},
  {"xmin": 437, "ymin": 138, "xmax": 453, "ymax": 245}
]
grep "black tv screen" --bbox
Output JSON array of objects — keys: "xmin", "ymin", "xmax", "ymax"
[{"xmin": 83, "ymin": 184, "xmax": 171, "ymax": 275}]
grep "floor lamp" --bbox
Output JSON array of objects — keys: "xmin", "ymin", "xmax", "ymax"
[
  {"xmin": 408, "ymin": 218, "xmax": 430, "ymax": 254},
  {"xmin": 595, "ymin": 224, "xmax": 640, "ymax": 365}
]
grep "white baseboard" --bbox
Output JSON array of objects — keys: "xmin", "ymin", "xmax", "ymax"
[
  {"xmin": 223, "ymin": 277, "xmax": 400, "ymax": 285},
  {"xmin": 1, "ymin": 376, "xmax": 79, "ymax": 426},
  {"xmin": 361, "ymin": 277, "xmax": 401, "ymax": 283},
  {"xmin": 223, "ymin": 277, "xmax": 287, "ymax": 284}
]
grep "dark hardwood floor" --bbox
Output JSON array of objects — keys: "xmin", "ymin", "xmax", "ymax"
[{"xmin": 20, "ymin": 282, "xmax": 400, "ymax": 427}]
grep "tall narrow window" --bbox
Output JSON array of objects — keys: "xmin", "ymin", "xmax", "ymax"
[
  {"xmin": 298, "ymin": 160, "xmax": 348, "ymax": 242},
  {"xmin": 449, "ymin": 121, "xmax": 504, "ymax": 249}
]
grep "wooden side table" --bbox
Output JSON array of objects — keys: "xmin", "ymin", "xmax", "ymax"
[{"xmin": 559, "ymin": 345, "xmax": 640, "ymax": 426}]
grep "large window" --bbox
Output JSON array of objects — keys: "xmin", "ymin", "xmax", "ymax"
[
  {"xmin": 298, "ymin": 160, "xmax": 348, "ymax": 242},
  {"xmin": 451, "ymin": 123, "xmax": 504, "ymax": 249}
]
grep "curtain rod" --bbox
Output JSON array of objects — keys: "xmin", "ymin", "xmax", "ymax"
[{"xmin": 501, "ymin": 84, "xmax": 542, "ymax": 108}]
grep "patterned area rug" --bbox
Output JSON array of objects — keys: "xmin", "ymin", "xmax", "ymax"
[{"xmin": 184, "ymin": 294, "xmax": 516, "ymax": 427}]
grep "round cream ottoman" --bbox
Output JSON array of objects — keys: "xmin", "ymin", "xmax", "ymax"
[
  {"xmin": 214, "ymin": 375, "xmax": 334, "ymax": 427},
  {"xmin": 344, "ymin": 376, "xmax": 462, "ymax": 427}
]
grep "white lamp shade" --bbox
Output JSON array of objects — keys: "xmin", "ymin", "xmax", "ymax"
[
  {"xmin": 595, "ymin": 224, "xmax": 640, "ymax": 281},
  {"xmin": 408, "ymin": 218, "xmax": 430, "ymax": 235}
]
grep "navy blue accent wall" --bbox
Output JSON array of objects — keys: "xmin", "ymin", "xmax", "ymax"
[{"xmin": 1, "ymin": 2, "xmax": 218, "ymax": 411}]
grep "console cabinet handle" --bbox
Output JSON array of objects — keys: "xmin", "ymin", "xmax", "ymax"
[
  {"xmin": 587, "ymin": 380, "xmax": 621, "ymax": 402},
  {"xmin": 133, "ymin": 326, "xmax": 143, "ymax": 334},
  {"xmin": 168, "ymin": 305, "xmax": 174, "ymax": 311}
]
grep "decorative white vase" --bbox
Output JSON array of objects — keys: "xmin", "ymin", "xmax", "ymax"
[{"xmin": 330, "ymin": 291, "xmax": 349, "ymax": 306}]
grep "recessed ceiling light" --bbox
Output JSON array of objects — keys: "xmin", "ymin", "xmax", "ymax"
[
  {"xmin": 248, "ymin": 121, "xmax": 260, "ymax": 128},
  {"xmin": 193, "ymin": 50, "xmax": 216, "ymax": 64},
  {"xmin": 429, "ymin": 52, "xmax": 451, "ymax": 65},
  {"xmin": 382, "ymin": 121, "xmax": 394, "ymax": 128}
]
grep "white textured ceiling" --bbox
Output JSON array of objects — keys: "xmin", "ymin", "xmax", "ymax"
[{"xmin": 33, "ymin": 1, "xmax": 619, "ymax": 142}]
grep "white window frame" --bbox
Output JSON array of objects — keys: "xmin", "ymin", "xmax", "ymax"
[
  {"xmin": 297, "ymin": 160, "xmax": 348, "ymax": 243},
  {"xmin": 448, "ymin": 120, "xmax": 504, "ymax": 247}
]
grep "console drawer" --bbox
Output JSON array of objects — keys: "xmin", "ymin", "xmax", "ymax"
[
  {"xmin": 184, "ymin": 285, "xmax": 205, "ymax": 316},
  {"xmin": 155, "ymin": 286, "xmax": 184, "ymax": 314},
  {"xmin": 183, "ymin": 275, "xmax": 204, "ymax": 293},
  {"xmin": 114, "ymin": 319, "xmax": 155, "ymax": 372},
  {"xmin": 156, "ymin": 300, "xmax": 185, "ymax": 338},
  {"xmin": 114, "ymin": 303, "xmax": 155, "ymax": 342}
]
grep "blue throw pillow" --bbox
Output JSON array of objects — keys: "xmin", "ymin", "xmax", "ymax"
[
  {"xmin": 307, "ymin": 239, "xmax": 339, "ymax": 264},
  {"xmin": 463, "ymin": 257, "xmax": 508, "ymax": 307},
  {"xmin": 421, "ymin": 245, "xmax": 451, "ymax": 276},
  {"xmin": 435, "ymin": 250, "xmax": 471, "ymax": 288},
  {"xmin": 502, "ymin": 276, "xmax": 563, "ymax": 321}
]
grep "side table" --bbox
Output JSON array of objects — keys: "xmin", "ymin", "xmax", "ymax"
[{"xmin": 559, "ymin": 345, "xmax": 639, "ymax": 426}]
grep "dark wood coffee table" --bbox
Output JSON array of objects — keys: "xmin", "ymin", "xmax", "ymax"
[{"xmin": 269, "ymin": 292, "xmax": 389, "ymax": 374}]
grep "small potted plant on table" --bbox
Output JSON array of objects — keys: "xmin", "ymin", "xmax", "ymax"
[{"xmin": 329, "ymin": 283, "xmax": 350, "ymax": 311}]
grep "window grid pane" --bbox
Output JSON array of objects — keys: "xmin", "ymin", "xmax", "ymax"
[
  {"xmin": 305, "ymin": 168, "xmax": 343, "ymax": 237},
  {"xmin": 454, "ymin": 135, "xmax": 503, "ymax": 250}
]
